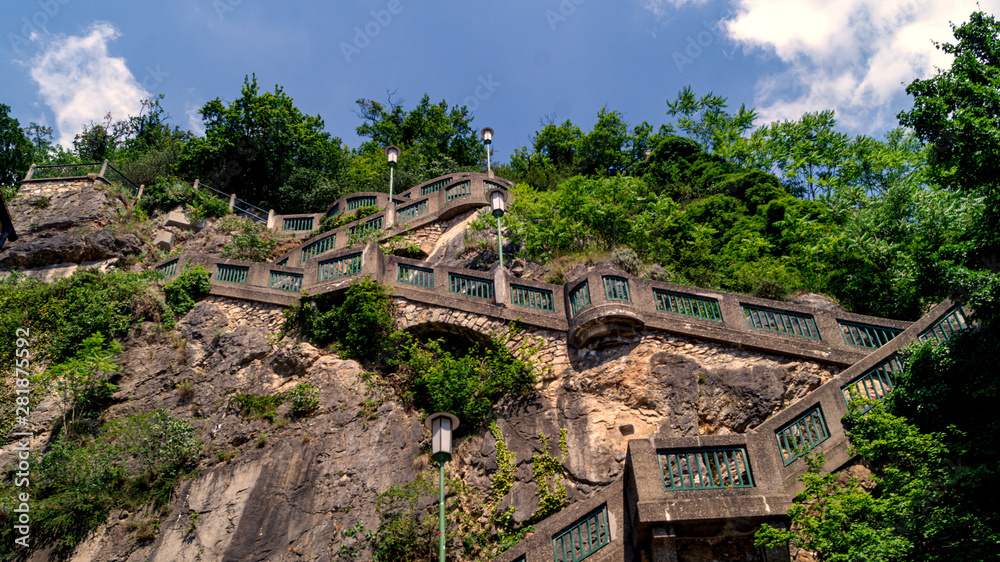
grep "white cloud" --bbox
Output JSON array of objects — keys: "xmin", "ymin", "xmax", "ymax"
[
  {"xmin": 723, "ymin": 0, "xmax": 993, "ymax": 130},
  {"xmin": 642, "ymin": 0, "xmax": 710, "ymax": 17},
  {"xmin": 28, "ymin": 22, "xmax": 150, "ymax": 148},
  {"xmin": 185, "ymin": 102, "xmax": 205, "ymax": 137}
]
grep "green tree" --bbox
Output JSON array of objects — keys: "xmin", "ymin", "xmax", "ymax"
[
  {"xmin": 0, "ymin": 104, "xmax": 32, "ymax": 192},
  {"xmin": 898, "ymin": 10, "xmax": 1000, "ymax": 255},
  {"xmin": 665, "ymin": 86, "xmax": 758, "ymax": 164},
  {"xmin": 757, "ymin": 278, "xmax": 1000, "ymax": 561},
  {"xmin": 178, "ymin": 75, "xmax": 347, "ymax": 210}
]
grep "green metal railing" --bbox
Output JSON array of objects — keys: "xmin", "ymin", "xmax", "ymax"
[
  {"xmin": 569, "ymin": 281, "xmax": 592, "ymax": 317},
  {"xmin": 396, "ymin": 200, "xmax": 428, "ymax": 221},
  {"xmin": 654, "ymin": 290, "xmax": 722, "ymax": 321},
  {"xmin": 658, "ymin": 447, "xmax": 755, "ymax": 490},
  {"xmin": 349, "ymin": 216, "xmax": 383, "ymax": 239},
  {"xmin": 842, "ymin": 356, "xmax": 904, "ymax": 411},
  {"xmin": 318, "ymin": 253, "xmax": 363, "ymax": 282},
  {"xmin": 445, "ymin": 180, "xmax": 472, "ymax": 201},
  {"xmin": 346, "ymin": 196, "xmax": 377, "ymax": 210},
  {"xmin": 27, "ymin": 162, "xmax": 103, "ymax": 179},
  {"xmin": 301, "ymin": 234, "xmax": 335, "ymax": 262},
  {"xmin": 603, "ymin": 276, "xmax": 630, "ymax": 302},
  {"xmin": 275, "ymin": 258, "xmax": 288, "ymax": 266},
  {"xmin": 776, "ymin": 406, "xmax": 830, "ymax": 466},
  {"xmin": 398, "ymin": 264, "xmax": 434, "ymax": 288},
  {"xmin": 420, "ymin": 177, "xmax": 451, "ymax": 195},
  {"xmin": 326, "ymin": 203, "xmax": 339, "ymax": 217},
  {"xmin": 449, "ymin": 273, "xmax": 494, "ymax": 300},
  {"xmin": 155, "ymin": 259, "xmax": 178, "ymax": 279},
  {"xmin": 742, "ymin": 305, "xmax": 821, "ymax": 339},
  {"xmin": 102, "ymin": 162, "xmax": 141, "ymax": 196},
  {"xmin": 282, "ymin": 217, "xmax": 314, "ymax": 232},
  {"xmin": 552, "ymin": 505, "xmax": 611, "ymax": 562},
  {"xmin": 484, "ymin": 180, "xmax": 505, "ymax": 194},
  {"xmin": 269, "ymin": 271, "xmax": 303, "ymax": 292},
  {"xmin": 918, "ymin": 307, "xmax": 970, "ymax": 344},
  {"xmin": 511, "ymin": 285, "xmax": 555, "ymax": 312},
  {"xmin": 838, "ymin": 321, "xmax": 902, "ymax": 349},
  {"xmin": 216, "ymin": 264, "xmax": 249, "ymax": 284}
]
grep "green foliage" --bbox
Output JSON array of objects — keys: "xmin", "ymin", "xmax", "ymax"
[
  {"xmin": 0, "ymin": 269, "xmax": 159, "ymax": 370},
  {"xmin": 898, "ymin": 10, "xmax": 1000, "ymax": 261},
  {"xmin": 162, "ymin": 265, "xmax": 211, "ymax": 320},
  {"xmin": 354, "ymin": 93, "xmax": 482, "ymax": 191},
  {"xmin": 229, "ymin": 392, "xmax": 284, "ymax": 423},
  {"xmin": 220, "ymin": 217, "xmax": 284, "ymax": 262},
  {"xmin": 139, "ymin": 180, "xmax": 230, "ymax": 219},
  {"xmin": 283, "ymin": 277, "xmax": 402, "ymax": 367},
  {"xmin": 531, "ymin": 429, "xmax": 569, "ymax": 521},
  {"xmin": 178, "ymin": 74, "xmax": 347, "ymax": 209},
  {"xmin": 759, "ymin": 277, "xmax": 1000, "ymax": 561},
  {"xmin": 311, "ymin": 204, "xmax": 381, "ymax": 236},
  {"xmin": 488, "ymin": 421, "xmax": 517, "ymax": 506},
  {"xmin": 0, "ymin": 409, "xmax": 198, "ymax": 557},
  {"xmin": 287, "ymin": 382, "xmax": 320, "ymax": 417},
  {"xmin": 42, "ymin": 332, "xmax": 122, "ymax": 424},
  {"xmin": 398, "ymin": 328, "xmax": 537, "ymax": 430}
]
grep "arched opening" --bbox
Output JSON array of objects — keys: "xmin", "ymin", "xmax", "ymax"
[{"xmin": 404, "ymin": 321, "xmax": 495, "ymax": 357}]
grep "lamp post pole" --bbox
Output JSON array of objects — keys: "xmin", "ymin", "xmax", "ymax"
[
  {"xmin": 384, "ymin": 145, "xmax": 400, "ymax": 226},
  {"xmin": 481, "ymin": 127, "xmax": 494, "ymax": 174},
  {"xmin": 425, "ymin": 412, "xmax": 459, "ymax": 562},
  {"xmin": 489, "ymin": 189, "xmax": 506, "ymax": 270}
]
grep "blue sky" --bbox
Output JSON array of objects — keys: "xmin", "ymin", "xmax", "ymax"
[{"xmin": 0, "ymin": 0, "xmax": 990, "ymax": 162}]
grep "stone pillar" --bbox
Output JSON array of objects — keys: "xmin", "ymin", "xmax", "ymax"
[
  {"xmin": 494, "ymin": 266, "xmax": 509, "ymax": 307},
  {"xmin": 229, "ymin": 193, "xmax": 236, "ymax": 211},
  {"xmin": 385, "ymin": 204, "xmax": 396, "ymax": 228},
  {"xmin": 267, "ymin": 210, "xmax": 276, "ymax": 229},
  {"xmin": 651, "ymin": 527, "xmax": 678, "ymax": 562}
]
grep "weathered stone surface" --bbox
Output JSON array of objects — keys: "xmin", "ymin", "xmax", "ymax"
[
  {"xmin": 153, "ymin": 230, "xmax": 174, "ymax": 251},
  {"xmin": 1, "ymin": 181, "xmax": 146, "ymax": 270}
]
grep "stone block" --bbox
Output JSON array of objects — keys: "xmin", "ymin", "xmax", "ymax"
[{"xmin": 153, "ymin": 230, "xmax": 175, "ymax": 251}]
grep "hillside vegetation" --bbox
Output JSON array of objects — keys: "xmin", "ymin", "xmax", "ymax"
[{"xmin": 0, "ymin": 9, "xmax": 998, "ymax": 562}]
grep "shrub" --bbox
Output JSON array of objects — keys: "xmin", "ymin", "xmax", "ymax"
[
  {"xmin": 397, "ymin": 326, "xmax": 538, "ymax": 430},
  {"xmin": 310, "ymin": 205, "xmax": 381, "ymax": 237},
  {"xmin": 0, "ymin": 409, "xmax": 198, "ymax": 557},
  {"xmin": 219, "ymin": 217, "xmax": 284, "ymax": 262},
  {"xmin": 229, "ymin": 392, "xmax": 284, "ymax": 423},
  {"xmin": 283, "ymin": 276, "xmax": 403, "ymax": 367},
  {"xmin": 163, "ymin": 265, "xmax": 211, "ymax": 320},
  {"xmin": 611, "ymin": 246, "xmax": 642, "ymax": 275},
  {"xmin": 287, "ymin": 382, "xmax": 320, "ymax": 417}
]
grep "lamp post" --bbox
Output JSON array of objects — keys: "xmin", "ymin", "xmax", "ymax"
[
  {"xmin": 480, "ymin": 127, "xmax": 494, "ymax": 173},
  {"xmin": 489, "ymin": 189, "xmax": 506, "ymax": 270},
  {"xmin": 385, "ymin": 145, "xmax": 400, "ymax": 226},
  {"xmin": 425, "ymin": 412, "xmax": 459, "ymax": 562}
]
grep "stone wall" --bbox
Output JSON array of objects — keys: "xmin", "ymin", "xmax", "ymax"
[
  {"xmin": 202, "ymin": 295, "xmax": 286, "ymax": 334},
  {"xmin": 398, "ymin": 209, "xmax": 477, "ymax": 255},
  {"xmin": 19, "ymin": 178, "xmax": 96, "ymax": 198}
]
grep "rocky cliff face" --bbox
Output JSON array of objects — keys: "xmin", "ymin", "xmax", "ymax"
[
  {"xmin": 2, "ymin": 181, "xmax": 146, "ymax": 273},
  {"xmin": 3, "ymin": 184, "xmax": 838, "ymax": 561}
]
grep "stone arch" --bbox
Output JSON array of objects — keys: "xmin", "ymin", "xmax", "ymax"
[{"xmin": 394, "ymin": 297, "xmax": 511, "ymax": 349}]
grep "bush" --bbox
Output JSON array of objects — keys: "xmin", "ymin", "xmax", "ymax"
[
  {"xmin": 139, "ymin": 179, "xmax": 230, "ymax": 219},
  {"xmin": 0, "ymin": 409, "xmax": 198, "ymax": 557},
  {"xmin": 162, "ymin": 265, "xmax": 211, "ymax": 320},
  {"xmin": 283, "ymin": 276, "xmax": 403, "ymax": 367},
  {"xmin": 310, "ymin": 204, "xmax": 381, "ymax": 237},
  {"xmin": 287, "ymin": 382, "xmax": 319, "ymax": 417},
  {"xmin": 219, "ymin": 217, "xmax": 284, "ymax": 262},
  {"xmin": 397, "ymin": 327, "xmax": 537, "ymax": 430}
]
